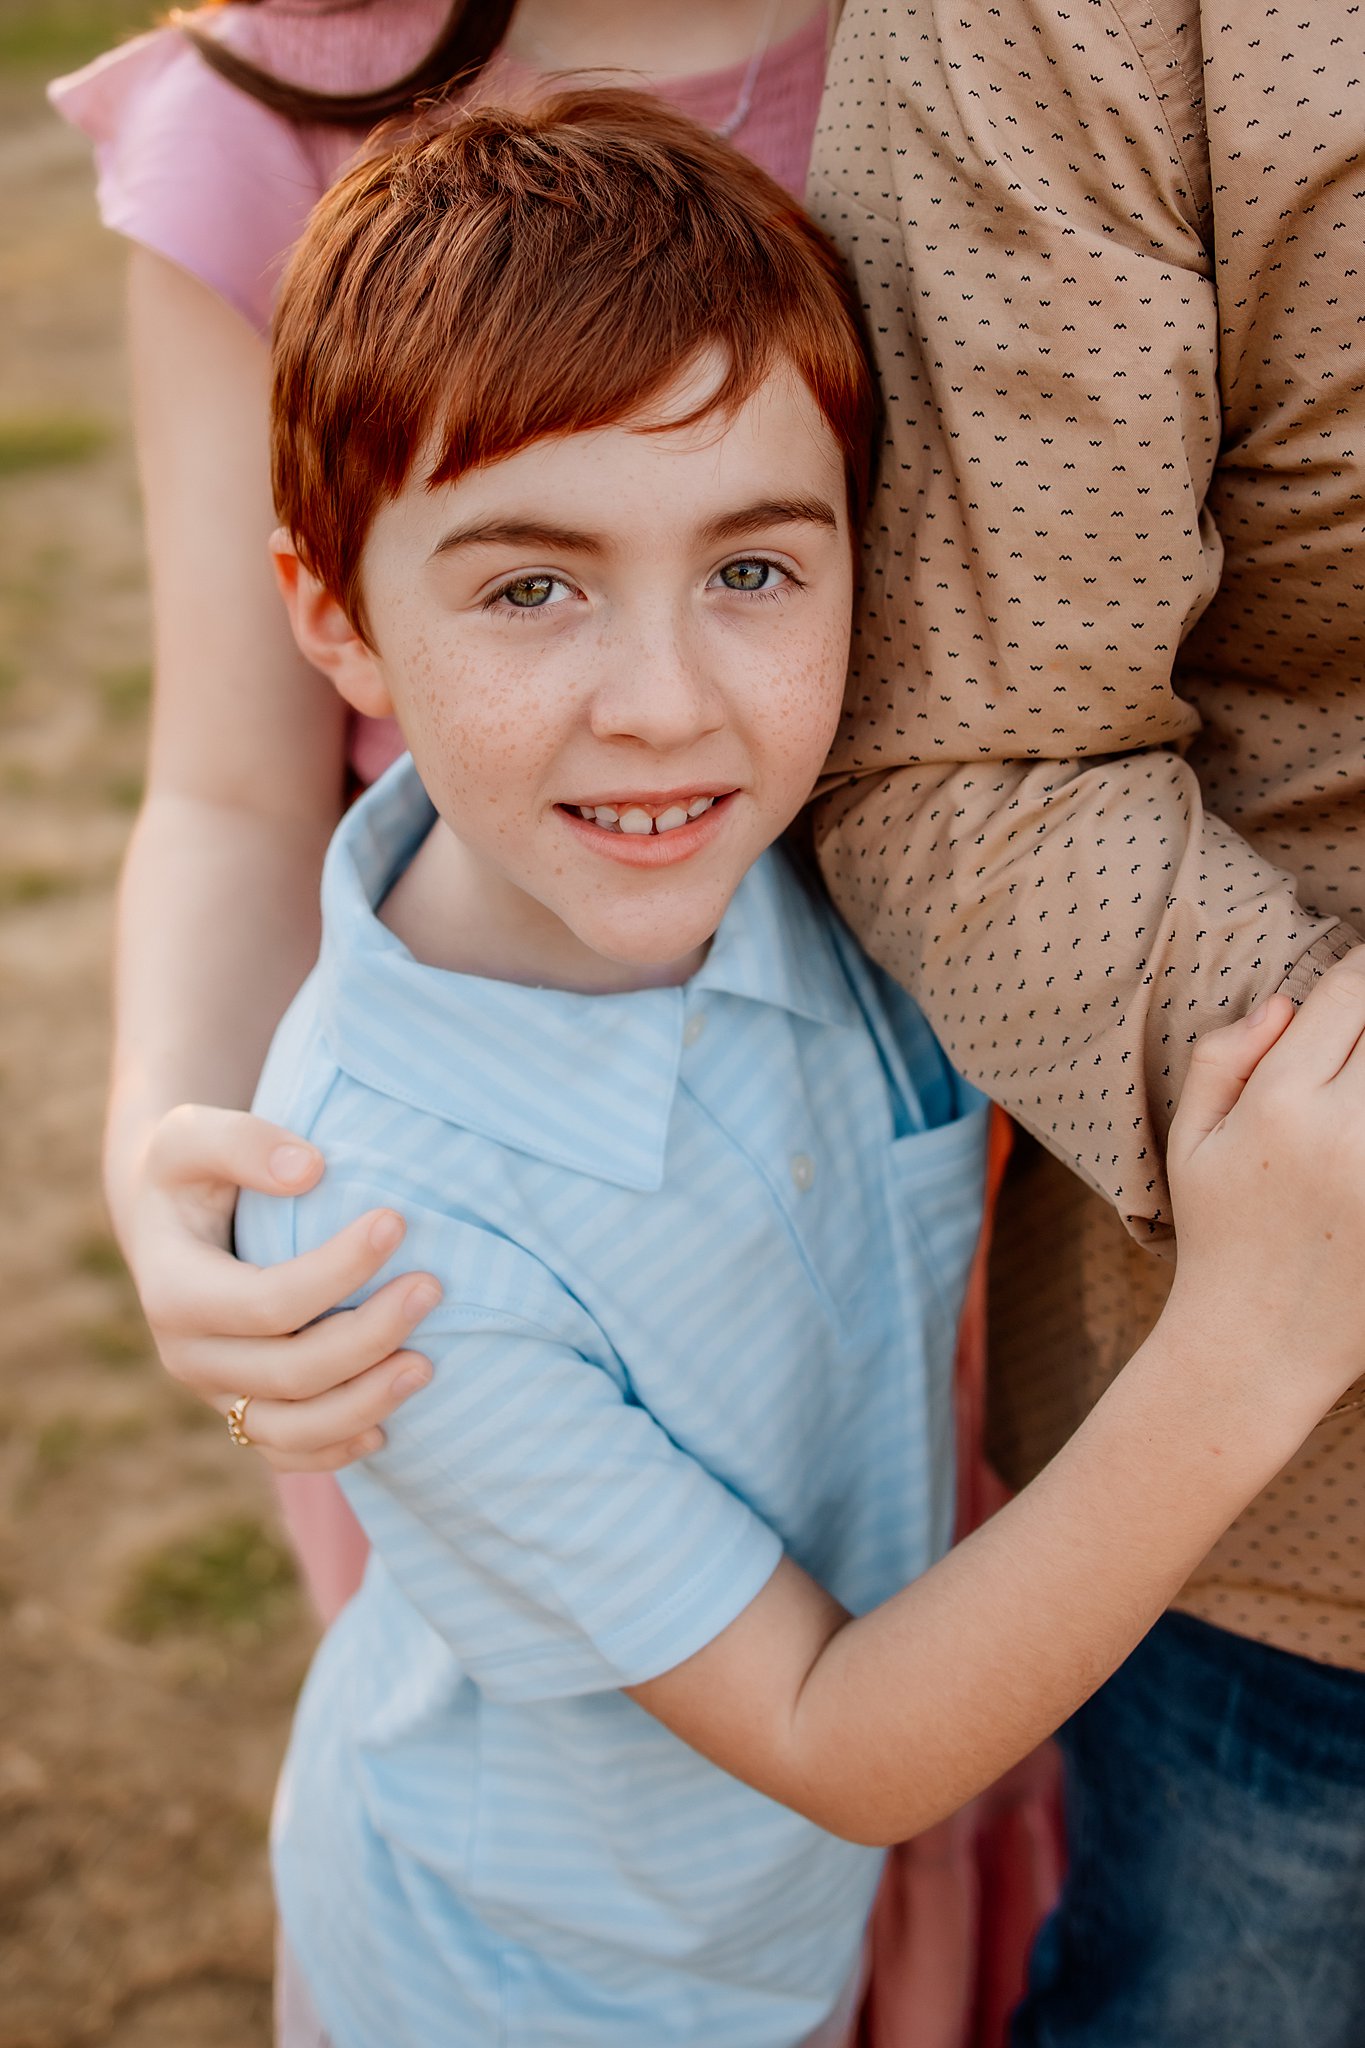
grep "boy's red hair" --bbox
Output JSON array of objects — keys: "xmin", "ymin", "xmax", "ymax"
[{"xmin": 270, "ymin": 89, "xmax": 878, "ymax": 637}]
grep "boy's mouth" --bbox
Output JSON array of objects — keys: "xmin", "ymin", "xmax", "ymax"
[{"xmin": 559, "ymin": 793, "xmax": 727, "ymax": 837}]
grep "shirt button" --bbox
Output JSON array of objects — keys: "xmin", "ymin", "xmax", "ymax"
[
  {"xmin": 683, "ymin": 1012, "xmax": 707, "ymax": 1048},
  {"xmin": 790, "ymin": 1152, "xmax": 816, "ymax": 1193}
]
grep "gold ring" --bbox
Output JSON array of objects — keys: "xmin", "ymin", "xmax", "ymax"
[{"xmin": 227, "ymin": 1394, "xmax": 254, "ymax": 1448}]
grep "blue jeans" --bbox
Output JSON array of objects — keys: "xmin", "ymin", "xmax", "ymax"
[{"xmin": 1010, "ymin": 1612, "xmax": 1365, "ymax": 2048}]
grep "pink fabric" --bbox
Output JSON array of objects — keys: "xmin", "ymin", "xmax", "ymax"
[
  {"xmin": 273, "ymin": 1468, "xmax": 369, "ymax": 1624},
  {"xmin": 487, "ymin": 6, "xmax": 830, "ymax": 213},
  {"xmin": 202, "ymin": 0, "xmax": 453, "ymax": 97},
  {"xmin": 345, "ymin": 703, "xmax": 405, "ymax": 788},
  {"xmin": 48, "ymin": 21, "xmax": 410, "ymax": 336},
  {"xmin": 276, "ymin": 1933, "xmax": 331, "ymax": 2048}
]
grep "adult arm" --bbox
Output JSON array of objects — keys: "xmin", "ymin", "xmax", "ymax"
[
  {"xmin": 110, "ymin": 250, "xmax": 434, "ymax": 1466},
  {"xmin": 810, "ymin": 0, "xmax": 1364, "ymax": 1237}
]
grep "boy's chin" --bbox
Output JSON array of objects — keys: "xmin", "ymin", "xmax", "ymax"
[{"xmin": 573, "ymin": 908, "xmax": 722, "ymax": 979}]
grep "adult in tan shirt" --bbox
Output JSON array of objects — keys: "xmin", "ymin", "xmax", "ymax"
[{"xmin": 809, "ymin": 3, "xmax": 1365, "ymax": 2041}]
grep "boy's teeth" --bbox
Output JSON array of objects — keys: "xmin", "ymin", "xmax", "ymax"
[{"xmin": 574, "ymin": 796, "xmax": 718, "ymax": 834}]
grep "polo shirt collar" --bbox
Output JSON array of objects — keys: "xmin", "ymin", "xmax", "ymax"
[{"xmin": 317, "ymin": 757, "xmax": 860, "ymax": 1190}]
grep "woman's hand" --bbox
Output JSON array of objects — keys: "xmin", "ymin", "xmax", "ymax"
[{"xmin": 123, "ymin": 1103, "xmax": 439, "ymax": 1470}]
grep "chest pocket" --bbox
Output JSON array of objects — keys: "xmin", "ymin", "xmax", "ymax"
[{"xmin": 887, "ymin": 1097, "xmax": 991, "ymax": 1343}]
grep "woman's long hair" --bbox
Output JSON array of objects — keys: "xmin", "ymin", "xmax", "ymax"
[{"xmin": 171, "ymin": 1, "xmax": 518, "ymax": 126}]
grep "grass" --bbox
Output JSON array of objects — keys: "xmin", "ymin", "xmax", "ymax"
[
  {"xmin": 33, "ymin": 540, "xmax": 76, "ymax": 578},
  {"xmin": 104, "ymin": 770, "xmax": 144, "ymax": 810},
  {"xmin": 104, "ymin": 770, "xmax": 145, "ymax": 806},
  {"xmin": 77, "ymin": 1313, "xmax": 148, "ymax": 1371},
  {"xmin": 0, "ymin": 1, "xmax": 153, "ymax": 71},
  {"xmin": 29, "ymin": 1408, "xmax": 149, "ymax": 1482},
  {"xmin": 33, "ymin": 1414, "xmax": 89, "ymax": 1477},
  {"xmin": 102, "ymin": 1410, "xmax": 150, "ymax": 1447},
  {"xmin": 115, "ymin": 1515, "xmax": 298, "ymax": 1643},
  {"xmin": 73, "ymin": 1232, "xmax": 128, "ymax": 1282},
  {"xmin": 0, "ymin": 865, "xmax": 81, "ymax": 909},
  {"xmin": 97, "ymin": 662, "xmax": 150, "ymax": 721},
  {"xmin": 0, "ymin": 415, "xmax": 111, "ymax": 479}
]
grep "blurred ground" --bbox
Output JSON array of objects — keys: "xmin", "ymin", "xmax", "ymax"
[{"xmin": 0, "ymin": 9, "xmax": 316, "ymax": 2043}]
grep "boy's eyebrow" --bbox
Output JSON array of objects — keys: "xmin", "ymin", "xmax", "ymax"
[
  {"xmin": 428, "ymin": 499, "xmax": 840, "ymax": 563},
  {"xmin": 696, "ymin": 497, "xmax": 841, "ymax": 546},
  {"xmin": 430, "ymin": 518, "xmax": 610, "ymax": 560}
]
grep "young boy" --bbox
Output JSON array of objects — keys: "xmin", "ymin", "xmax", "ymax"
[{"xmin": 236, "ymin": 92, "xmax": 1365, "ymax": 2048}]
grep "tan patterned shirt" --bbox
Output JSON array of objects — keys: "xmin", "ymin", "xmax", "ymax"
[{"xmin": 809, "ymin": 0, "xmax": 1365, "ymax": 1669}]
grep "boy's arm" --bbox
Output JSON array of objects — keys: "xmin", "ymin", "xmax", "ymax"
[
  {"xmin": 631, "ymin": 1316, "xmax": 1296, "ymax": 1846},
  {"xmin": 629, "ymin": 957, "xmax": 1365, "ymax": 1843}
]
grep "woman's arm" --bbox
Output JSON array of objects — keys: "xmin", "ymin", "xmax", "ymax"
[
  {"xmin": 113, "ymin": 246, "xmax": 345, "ymax": 1162},
  {"xmin": 629, "ymin": 963, "xmax": 1365, "ymax": 1842},
  {"xmin": 110, "ymin": 249, "xmax": 435, "ymax": 1467}
]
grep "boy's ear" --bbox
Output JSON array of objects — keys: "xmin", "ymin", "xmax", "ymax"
[{"xmin": 270, "ymin": 530, "xmax": 395, "ymax": 720}]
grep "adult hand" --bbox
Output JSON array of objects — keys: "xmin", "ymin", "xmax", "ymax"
[{"xmin": 123, "ymin": 1103, "xmax": 438, "ymax": 1469}]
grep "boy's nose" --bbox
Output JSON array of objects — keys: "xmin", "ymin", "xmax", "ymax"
[{"xmin": 588, "ymin": 611, "xmax": 726, "ymax": 751}]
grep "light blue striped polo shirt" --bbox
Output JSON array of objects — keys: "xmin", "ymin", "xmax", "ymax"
[{"xmin": 238, "ymin": 756, "xmax": 988, "ymax": 2048}]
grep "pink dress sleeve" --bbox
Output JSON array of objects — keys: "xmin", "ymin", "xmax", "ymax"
[{"xmin": 49, "ymin": 29, "xmax": 337, "ymax": 337}]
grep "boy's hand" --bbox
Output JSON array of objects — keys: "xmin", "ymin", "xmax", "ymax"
[{"xmin": 1165, "ymin": 948, "xmax": 1365, "ymax": 1417}]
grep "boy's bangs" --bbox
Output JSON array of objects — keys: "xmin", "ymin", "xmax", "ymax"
[{"xmin": 421, "ymin": 338, "xmax": 784, "ymax": 495}]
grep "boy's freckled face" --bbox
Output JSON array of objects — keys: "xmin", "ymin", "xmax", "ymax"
[{"xmin": 355, "ymin": 364, "xmax": 854, "ymax": 981}]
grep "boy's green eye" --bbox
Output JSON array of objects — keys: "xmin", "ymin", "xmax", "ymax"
[
  {"xmin": 719, "ymin": 560, "xmax": 772, "ymax": 592},
  {"xmin": 503, "ymin": 575, "xmax": 556, "ymax": 608}
]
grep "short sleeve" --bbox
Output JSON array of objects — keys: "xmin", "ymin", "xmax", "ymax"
[
  {"xmin": 50, "ymin": 30, "xmax": 330, "ymax": 335},
  {"xmin": 241, "ymin": 1181, "xmax": 785, "ymax": 1704}
]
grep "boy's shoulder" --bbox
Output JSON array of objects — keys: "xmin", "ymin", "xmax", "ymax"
[{"xmin": 240, "ymin": 979, "xmax": 597, "ymax": 1348}]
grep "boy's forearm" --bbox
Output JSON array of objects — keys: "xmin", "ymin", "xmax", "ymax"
[{"xmin": 785, "ymin": 1318, "xmax": 1314, "ymax": 1846}]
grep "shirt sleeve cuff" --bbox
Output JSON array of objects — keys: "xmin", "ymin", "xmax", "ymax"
[
  {"xmin": 471, "ymin": 1517, "xmax": 786, "ymax": 1705},
  {"xmin": 1277, "ymin": 922, "xmax": 1362, "ymax": 1005}
]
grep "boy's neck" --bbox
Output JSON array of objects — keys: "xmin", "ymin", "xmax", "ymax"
[{"xmin": 379, "ymin": 818, "xmax": 709, "ymax": 996}]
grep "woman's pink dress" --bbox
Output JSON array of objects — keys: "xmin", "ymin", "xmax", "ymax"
[{"xmin": 52, "ymin": 12, "xmax": 1060, "ymax": 2040}]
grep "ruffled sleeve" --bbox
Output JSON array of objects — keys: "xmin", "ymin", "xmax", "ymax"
[{"xmin": 50, "ymin": 29, "xmax": 337, "ymax": 336}]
